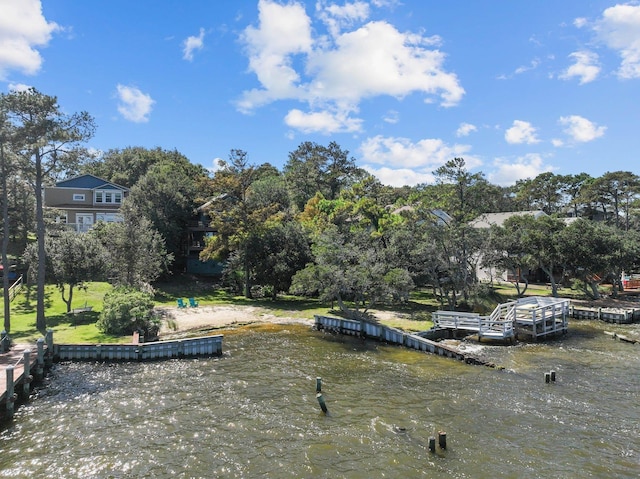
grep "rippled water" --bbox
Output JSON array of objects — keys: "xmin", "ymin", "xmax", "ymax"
[{"xmin": 1, "ymin": 321, "xmax": 639, "ymax": 478}]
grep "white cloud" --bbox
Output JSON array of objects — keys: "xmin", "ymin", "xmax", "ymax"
[
  {"xmin": 358, "ymin": 135, "xmax": 481, "ymax": 186},
  {"xmin": 284, "ymin": 108, "xmax": 362, "ymax": 133},
  {"xmin": 7, "ymin": 82, "xmax": 31, "ymax": 92},
  {"xmin": 0, "ymin": 0, "xmax": 59, "ymax": 79},
  {"xmin": 558, "ymin": 115, "xmax": 606, "ymax": 142},
  {"xmin": 316, "ymin": 0, "xmax": 370, "ymax": 37},
  {"xmin": 363, "ymin": 165, "xmax": 435, "ymax": 187},
  {"xmin": 238, "ymin": 0, "xmax": 464, "ymax": 133},
  {"xmin": 514, "ymin": 58, "xmax": 540, "ymax": 75},
  {"xmin": 505, "ymin": 120, "xmax": 540, "ymax": 144},
  {"xmin": 115, "ymin": 84, "xmax": 155, "ymax": 123},
  {"xmin": 383, "ymin": 110, "xmax": 399, "ymax": 124},
  {"xmin": 488, "ymin": 154, "xmax": 554, "ymax": 186},
  {"xmin": 456, "ymin": 122, "xmax": 477, "ymax": 137},
  {"xmin": 593, "ymin": 3, "xmax": 640, "ymax": 79},
  {"xmin": 559, "ymin": 50, "xmax": 600, "ymax": 84},
  {"xmin": 182, "ymin": 28, "xmax": 205, "ymax": 61}
]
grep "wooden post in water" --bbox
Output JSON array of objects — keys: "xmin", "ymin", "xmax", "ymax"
[
  {"xmin": 22, "ymin": 349, "xmax": 32, "ymax": 397},
  {"xmin": 438, "ymin": 431, "xmax": 447, "ymax": 450},
  {"xmin": 550, "ymin": 370, "xmax": 556, "ymax": 382},
  {"xmin": 35, "ymin": 338, "xmax": 45, "ymax": 380},
  {"xmin": 316, "ymin": 377, "xmax": 322, "ymax": 393},
  {"xmin": 316, "ymin": 393, "xmax": 328, "ymax": 413},
  {"xmin": 45, "ymin": 329, "xmax": 54, "ymax": 366},
  {"xmin": 544, "ymin": 372, "xmax": 551, "ymax": 383},
  {"xmin": 428, "ymin": 436, "xmax": 436, "ymax": 452},
  {"xmin": 5, "ymin": 366, "xmax": 15, "ymax": 420}
]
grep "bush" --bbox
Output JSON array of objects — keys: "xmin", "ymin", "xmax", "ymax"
[{"xmin": 97, "ymin": 287, "xmax": 160, "ymax": 338}]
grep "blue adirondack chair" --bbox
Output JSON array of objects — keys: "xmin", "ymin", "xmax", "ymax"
[
  {"xmin": 177, "ymin": 298, "xmax": 187, "ymax": 308},
  {"xmin": 189, "ymin": 297, "xmax": 199, "ymax": 308}
]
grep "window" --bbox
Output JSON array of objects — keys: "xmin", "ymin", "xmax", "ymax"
[
  {"xmin": 72, "ymin": 193, "xmax": 85, "ymax": 201},
  {"xmin": 94, "ymin": 190, "xmax": 123, "ymax": 204}
]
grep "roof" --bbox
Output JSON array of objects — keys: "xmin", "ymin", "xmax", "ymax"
[
  {"xmin": 55, "ymin": 174, "xmax": 128, "ymax": 191},
  {"xmin": 470, "ymin": 210, "xmax": 547, "ymax": 228}
]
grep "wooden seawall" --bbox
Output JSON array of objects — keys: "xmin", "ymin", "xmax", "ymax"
[
  {"xmin": 54, "ymin": 335, "xmax": 223, "ymax": 361},
  {"xmin": 314, "ymin": 316, "xmax": 499, "ymax": 368}
]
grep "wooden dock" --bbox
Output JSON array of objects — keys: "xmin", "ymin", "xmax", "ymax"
[
  {"xmin": 1, "ymin": 343, "xmax": 45, "ymax": 421},
  {"xmin": 432, "ymin": 297, "xmax": 570, "ymax": 342}
]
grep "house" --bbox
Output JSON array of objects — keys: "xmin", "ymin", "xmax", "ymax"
[
  {"xmin": 184, "ymin": 199, "xmax": 223, "ymax": 276},
  {"xmin": 44, "ymin": 174, "xmax": 129, "ymax": 232},
  {"xmin": 471, "ymin": 210, "xmax": 547, "ymax": 283}
]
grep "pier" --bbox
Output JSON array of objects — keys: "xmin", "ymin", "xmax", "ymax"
[{"xmin": 432, "ymin": 296, "xmax": 570, "ymax": 341}]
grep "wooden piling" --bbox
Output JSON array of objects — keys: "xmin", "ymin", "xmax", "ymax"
[
  {"xmin": 428, "ymin": 436, "xmax": 436, "ymax": 452},
  {"xmin": 316, "ymin": 393, "xmax": 328, "ymax": 413},
  {"xmin": 316, "ymin": 377, "xmax": 322, "ymax": 393},
  {"xmin": 22, "ymin": 349, "xmax": 32, "ymax": 397},
  {"xmin": 438, "ymin": 431, "xmax": 447, "ymax": 449},
  {"xmin": 5, "ymin": 366, "xmax": 15, "ymax": 420},
  {"xmin": 545, "ymin": 372, "xmax": 551, "ymax": 383},
  {"xmin": 550, "ymin": 370, "xmax": 556, "ymax": 382},
  {"xmin": 36, "ymin": 338, "xmax": 45, "ymax": 380},
  {"xmin": 45, "ymin": 329, "xmax": 54, "ymax": 366}
]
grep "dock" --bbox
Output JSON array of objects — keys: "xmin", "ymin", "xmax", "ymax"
[
  {"xmin": 1, "ymin": 341, "xmax": 47, "ymax": 422},
  {"xmin": 432, "ymin": 296, "xmax": 570, "ymax": 342}
]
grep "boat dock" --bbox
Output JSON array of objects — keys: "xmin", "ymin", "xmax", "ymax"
[{"xmin": 432, "ymin": 296, "xmax": 570, "ymax": 342}]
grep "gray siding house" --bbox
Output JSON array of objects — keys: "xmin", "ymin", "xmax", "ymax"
[{"xmin": 44, "ymin": 174, "xmax": 129, "ymax": 232}]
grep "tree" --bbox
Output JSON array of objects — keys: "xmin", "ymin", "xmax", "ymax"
[
  {"xmin": 4, "ymin": 88, "xmax": 95, "ymax": 332},
  {"xmin": 515, "ymin": 172, "xmax": 564, "ymax": 214},
  {"xmin": 291, "ymin": 225, "xmax": 412, "ymax": 318},
  {"xmin": 482, "ymin": 217, "xmax": 539, "ymax": 296},
  {"xmin": 92, "ymin": 202, "xmax": 173, "ymax": 288},
  {"xmin": 284, "ymin": 141, "xmax": 366, "ymax": 211},
  {"xmin": 560, "ymin": 219, "xmax": 640, "ymax": 299},
  {"xmin": 201, "ymin": 150, "xmax": 286, "ymax": 298},
  {"xmin": 23, "ymin": 230, "xmax": 108, "ymax": 312}
]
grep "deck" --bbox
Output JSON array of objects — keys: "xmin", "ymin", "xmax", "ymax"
[
  {"xmin": 432, "ymin": 296, "xmax": 570, "ymax": 341},
  {"xmin": 0, "ymin": 344, "xmax": 42, "ymax": 416}
]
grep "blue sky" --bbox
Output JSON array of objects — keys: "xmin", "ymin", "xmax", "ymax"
[{"xmin": 1, "ymin": 0, "xmax": 639, "ymax": 187}]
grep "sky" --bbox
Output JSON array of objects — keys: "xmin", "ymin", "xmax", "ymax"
[{"xmin": 1, "ymin": 0, "xmax": 639, "ymax": 187}]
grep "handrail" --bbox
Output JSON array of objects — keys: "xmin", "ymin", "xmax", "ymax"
[{"xmin": 8, "ymin": 274, "xmax": 24, "ymax": 302}]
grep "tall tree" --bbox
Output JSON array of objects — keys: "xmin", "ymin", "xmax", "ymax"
[
  {"xmin": 201, "ymin": 150, "xmax": 286, "ymax": 298},
  {"xmin": 284, "ymin": 141, "xmax": 366, "ymax": 211},
  {"xmin": 4, "ymin": 88, "xmax": 95, "ymax": 332},
  {"xmin": 92, "ymin": 201, "xmax": 173, "ymax": 288}
]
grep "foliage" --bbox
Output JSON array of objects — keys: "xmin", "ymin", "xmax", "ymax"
[
  {"xmin": 23, "ymin": 230, "xmax": 108, "ymax": 313},
  {"xmin": 97, "ymin": 287, "xmax": 159, "ymax": 337},
  {"xmin": 92, "ymin": 203, "xmax": 173, "ymax": 288}
]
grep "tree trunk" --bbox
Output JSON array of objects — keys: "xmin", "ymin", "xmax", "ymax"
[
  {"xmin": 1, "ymin": 143, "xmax": 10, "ymax": 332},
  {"xmin": 35, "ymin": 149, "xmax": 47, "ymax": 332}
]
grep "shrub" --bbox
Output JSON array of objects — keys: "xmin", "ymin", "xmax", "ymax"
[{"xmin": 97, "ymin": 287, "xmax": 160, "ymax": 338}]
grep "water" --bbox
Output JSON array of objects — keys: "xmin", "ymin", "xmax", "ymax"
[{"xmin": 1, "ymin": 321, "xmax": 639, "ymax": 478}]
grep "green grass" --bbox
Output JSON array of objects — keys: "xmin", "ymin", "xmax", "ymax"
[{"xmin": 1, "ymin": 282, "xmax": 128, "ymax": 344}]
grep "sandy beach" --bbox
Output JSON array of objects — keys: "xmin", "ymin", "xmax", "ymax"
[{"xmin": 156, "ymin": 304, "xmax": 314, "ymax": 337}]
